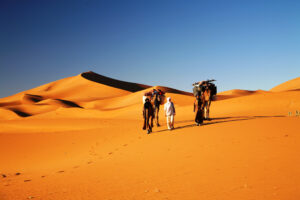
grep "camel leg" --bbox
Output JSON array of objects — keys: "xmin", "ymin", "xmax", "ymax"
[
  {"xmin": 207, "ymin": 100, "xmax": 211, "ymax": 120},
  {"xmin": 207, "ymin": 108, "xmax": 210, "ymax": 120},
  {"xmin": 204, "ymin": 101, "xmax": 210, "ymax": 120},
  {"xmin": 143, "ymin": 110, "xmax": 146, "ymax": 130},
  {"xmin": 201, "ymin": 108, "xmax": 204, "ymax": 125},
  {"xmin": 148, "ymin": 121, "xmax": 152, "ymax": 133},
  {"xmin": 146, "ymin": 109, "xmax": 150, "ymax": 128},
  {"xmin": 148, "ymin": 111, "xmax": 153, "ymax": 134},
  {"xmin": 150, "ymin": 114, "xmax": 154, "ymax": 128},
  {"xmin": 153, "ymin": 107, "xmax": 157, "ymax": 125},
  {"xmin": 195, "ymin": 110, "xmax": 200, "ymax": 126},
  {"xmin": 156, "ymin": 107, "xmax": 160, "ymax": 127}
]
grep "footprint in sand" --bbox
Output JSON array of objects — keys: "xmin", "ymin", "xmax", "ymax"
[
  {"xmin": 57, "ymin": 170, "xmax": 65, "ymax": 173},
  {"xmin": 73, "ymin": 166, "xmax": 80, "ymax": 169},
  {"xmin": 87, "ymin": 161, "xmax": 93, "ymax": 164},
  {"xmin": 24, "ymin": 179, "xmax": 31, "ymax": 182},
  {"xmin": 123, "ymin": 144, "xmax": 128, "ymax": 147}
]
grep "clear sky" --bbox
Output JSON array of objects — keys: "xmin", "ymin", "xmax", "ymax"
[{"xmin": 1, "ymin": 0, "xmax": 299, "ymax": 98}]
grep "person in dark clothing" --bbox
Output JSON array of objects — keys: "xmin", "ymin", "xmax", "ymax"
[
  {"xmin": 143, "ymin": 98, "xmax": 154, "ymax": 133},
  {"xmin": 194, "ymin": 95, "xmax": 204, "ymax": 126}
]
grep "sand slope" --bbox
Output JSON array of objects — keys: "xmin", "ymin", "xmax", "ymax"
[
  {"xmin": 0, "ymin": 73, "xmax": 299, "ymax": 200},
  {"xmin": 270, "ymin": 77, "xmax": 300, "ymax": 92},
  {"xmin": 216, "ymin": 89, "xmax": 269, "ymax": 100},
  {"xmin": 0, "ymin": 72, "xmax": 152, "ymax": 119}
]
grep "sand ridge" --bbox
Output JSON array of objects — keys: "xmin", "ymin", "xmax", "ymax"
[
  {"xmin": 0, "ymin": 72, "xmax": 193, "ymax": 120},
  {"xmin": 270, "ymin": 77, "xmax": 300, "ymax": 92}
]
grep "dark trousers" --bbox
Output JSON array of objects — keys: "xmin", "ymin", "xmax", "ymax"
[{"xmin": 195, "ymin": 109, "xmax": 203, "ymax": 124}]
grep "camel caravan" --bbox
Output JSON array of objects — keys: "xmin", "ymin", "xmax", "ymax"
[{"xmin": 142, "ymin": 81, "xmax": 217, "ymax": 134}]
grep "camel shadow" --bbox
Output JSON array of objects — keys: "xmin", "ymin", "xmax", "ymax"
[{"xmin": 153, "ymin": 115, "xmax": 285, "ymax": 133}]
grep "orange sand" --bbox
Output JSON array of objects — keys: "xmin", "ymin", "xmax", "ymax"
[{"xmin": 0, "ymin": 72, "xmax": 299, "ymax": 200}]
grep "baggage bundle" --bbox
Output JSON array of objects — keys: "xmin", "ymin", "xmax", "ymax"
[{"xmin": 192, "ymin": 80, "xmax": 217, "ymax": 97}]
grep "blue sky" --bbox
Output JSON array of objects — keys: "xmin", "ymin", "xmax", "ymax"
[{"xmin": 0, "ymin": 0, "xmax": 299, "ymax": 98}]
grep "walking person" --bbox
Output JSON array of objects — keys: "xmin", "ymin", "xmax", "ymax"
[
  {"xmin": 164, "ymin": 97, "xmax": 176, "ymax": 130},
  {"xmin": 194, "ymin": 95, "xmax": 204, "ymax": 126}
]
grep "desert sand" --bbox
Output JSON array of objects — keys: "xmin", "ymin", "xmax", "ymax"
[{"xmin": 0, "ymin": 71, "xmax": 299, "ymax": 200}]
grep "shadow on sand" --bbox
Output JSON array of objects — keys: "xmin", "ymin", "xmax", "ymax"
[
  {"xmin": 55, "ymin": 99, "xmax": 83, "ymax": 108},
  {"xmin": 153, "ymin": 115, "xmax": 285, "ymax": 133},
  {"xmin": 9, "ymin": 108, "xmax": 32, "ymax": 117},
  {"xmin": 81, "ymin": 71, "xmax": 150, "ymax": 92}
]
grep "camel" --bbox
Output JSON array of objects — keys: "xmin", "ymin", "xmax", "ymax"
[
  {"xmin": 143, "ymin": 98, "xmax": 154, "ymax": 134},
  {"xmin": 202, "ymin": 85, "xmax": 212, "ymax": 120},
  {"xmin": 193, "ymin": 80, "xmax": 217, "ymax": 121},
  {"xmin": 152, "ymin": 89, "xmax": 165, "ymax": 127}
]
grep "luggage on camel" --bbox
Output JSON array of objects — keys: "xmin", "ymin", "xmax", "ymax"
[
  {"xmin": 143, "ymin": 91, "xmax": 153, "ymax": 104},
  {"xmin": 152, "ymin": 89, "xmax": 165, "ymax": 106},
  {"xmin": 193, "ymin": 85, "xmax": 203, "ymax": 97},
  {"xmin": 192, "ymin": 80, "xmax": 217, "ymax": 98},
  {"xmin": 142, "ymin": 89, "xmax": 166, "ymax": 105}
]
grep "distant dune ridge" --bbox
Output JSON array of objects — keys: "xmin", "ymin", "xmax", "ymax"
[
  {"xmin": 0, "ymin": 72, "xmax": 300, "ymax": 200},
  {"xmin": 215, "ymin": 89, "xmax": 269, "ymax": 100},
  {"xmin": 0, "ymin": 71, "xmax": 192, "ymax": 119},
  {"xmin": 81, "ymin": 71, "xmax": 151, "ymax": 92},
  {"xmin": 0, "ymin": 72, "xmax": 299, "ymax": 119},
  {"xmin": 270, "ymin": 77, "xmax": 300, "ymax": 92}
]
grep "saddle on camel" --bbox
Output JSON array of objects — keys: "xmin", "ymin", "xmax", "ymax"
[
  {"xmin": 192, "ymin": 80, "xmax": 217, "ymax": 121},
  {"xmin": 142, "ymin": 89, "xmax": 165, "ymax": 134}
]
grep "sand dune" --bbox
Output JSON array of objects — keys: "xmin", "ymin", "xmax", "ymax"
[
  {"xmin": 216, "ymin": 89, "xmax": 269, "ymax": 100},
  {"xmin": 0, "ymin": 72, "xmax": 192, "ymax": 120},
  {"xmin": 0, "ymin": 73, "xmax": 299, "ymax": 200},
  {"xmin": 36, "ymin": 98, "xmax": 82, "ymax": 108},
  {"xmin": 212, "ymin": 90, "xmax": 300, "ymax": 117},
  {"xmin": 0, "ymin": 108, "xmax": 21, "ymax": 120},
  {"xmin": 84, "ymin": 86, "xmax": 192, "ymax": 111},
  {"xmin": 0, "ymin": 71, "xmax": 138, "ymax": 106},
  {"xmin": 270, "ymin": 77, "xmax": 300, "ymax": 92},
  {"xmin": 0, "ymin": 72, "xmax": 152, "ymax": 119},
  {"xmin": 81, "ymin": 71, "xmax": 151, "ymax": 92},
  {"xmin": 22, "ymin": 94, "xmax": 44, "ymax": 104}
]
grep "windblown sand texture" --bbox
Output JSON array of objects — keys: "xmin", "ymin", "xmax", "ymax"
[{"xmin": 1, "ymin": 71, "xmax": 299, "ymax": 200}]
